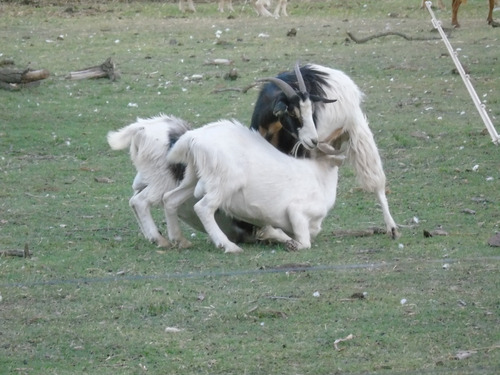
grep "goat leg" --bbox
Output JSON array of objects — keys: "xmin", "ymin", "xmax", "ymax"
[
  {"xmin": 194, "ymin": 197, "xmax": 243, "ymax": 254},
  {"xmin": 162, "ymin": 178, "xmax": 196, "ymax": 249},
  {"xmin": 376, "ymin": 189, "xmax": 399, "ymax": 239},
  {"xmin": 129, "ymin": 191, "xmax": 171, "ymax": 248},
  {"xmin": 287, "ymin": 206, "xmax": 312, "ymax": 249},
  {"xmin": 256, "ymin": 225, "xmax": 293, "ymax": 243}
]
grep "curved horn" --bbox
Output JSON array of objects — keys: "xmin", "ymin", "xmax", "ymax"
[
  {"xmin": 258, "ymin": 77, "xmax": 298, "ymax": 100},
  {"xmin": 294, "ymin": 62, "xmax": 307, "ymax": 94}
]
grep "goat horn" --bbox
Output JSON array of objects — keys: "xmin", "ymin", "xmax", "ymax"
[
  {"xmin": 258, "ymin": 77, "xmax": 298, "ymax": 100},
  {"xmin": 316, "ymin": 142, "xmax": 344, "ymax": 156},
  {"xmin": 294, "ymin": 62, "xmax": 307, "ymax": 94}
]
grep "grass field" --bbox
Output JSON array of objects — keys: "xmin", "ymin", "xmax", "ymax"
[{"xmin": 1, "ymin": 1, "xmax": 499, "ymax": 374}]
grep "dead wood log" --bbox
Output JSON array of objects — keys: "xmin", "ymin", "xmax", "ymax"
[
  {"xmin": 66, "ymin": 57, "xmax": 119, "ymax": 81},
  {"xmin": 0, "ymin": 67, "xmax": 50, "ymax": 91},
  {"xmin": 346, "ymin": 31, "xmax": 447, "ymax": 44},
  {"xmin": 0, "ymin": 244, "xmax": 32, "ymax": 258},
  {"xmin": 0, "ymin": 67, "xmax": 50, "ymax": 83}
]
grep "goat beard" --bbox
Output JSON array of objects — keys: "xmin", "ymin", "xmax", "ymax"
[{"xmin": 290, "ymin": 142, "xmax": 312, "ymax": 158}]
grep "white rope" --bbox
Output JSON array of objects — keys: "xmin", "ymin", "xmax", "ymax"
[{"xmin": 425, "ymin": 1, "xmax": 499, "ymax": 145}]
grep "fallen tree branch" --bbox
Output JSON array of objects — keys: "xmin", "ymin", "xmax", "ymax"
[
  {"xmin": 210, "ymin": 82, "xmax": 260, "ymax": 94},
  {"xmin": 346, "ymin": 31, "xmax": 447, "ymax": 44},
  {"xmin": 66, "ymin": 57, "xmax": 119, "ymax": 81},
  {"xmin": 0, "ymin": 66, "xmax": 50, "ymax": 91},
  {"xmin": 211, "ymin": 87, "xmax": 242, "ymax": 94}
]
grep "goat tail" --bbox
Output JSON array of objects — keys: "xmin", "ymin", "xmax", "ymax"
[
  {"xmin": 346, "ymin": 113, "xmax": 386, "ymax": 193},
  {"xmin": 107, "ymin": 121, "xmax": 145, "ymax": 150},
  {"xmin": 166, "ymin": 131, "xmax": 192, "ymax": 166}
]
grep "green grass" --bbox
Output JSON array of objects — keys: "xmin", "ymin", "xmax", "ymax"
[{"xmin": 1, "ymin": 1, "xmax": 499, "ymax": 374}]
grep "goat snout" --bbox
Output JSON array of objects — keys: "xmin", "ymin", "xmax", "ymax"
[{"xmin": 303, "ymin": 137, "xmax": 318, "ymax": 150}]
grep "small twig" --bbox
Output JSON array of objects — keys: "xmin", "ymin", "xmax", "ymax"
[
  {"xmin": 346, "ymin": 31, "xmax": 446, "ymax": 44},
  {"xmin": 331, "ymin": 227, "xmax": 386, "ymax": 238},
  {"xmin": 211, "ymin": 87, "xmax": 242, "ymax": 94},
  {"xmin": 210, "ymin": 82, "xmax": 260, "ymax": 95},
  {"xmin": 334, "ymin": 334, "xmax": 354, "ymax": 351},
  {"xmin": 265, "ymin": 296, "xmax": 299, "ymax": 301}
]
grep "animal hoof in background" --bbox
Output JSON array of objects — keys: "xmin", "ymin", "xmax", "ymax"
[{"xmin": 285, "ymin": 240, "xmax": 300, "ymax": 252}]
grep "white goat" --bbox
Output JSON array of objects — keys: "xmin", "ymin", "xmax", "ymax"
[
  {"xmin": 254, "ymin": 0, "xmax": 288, "ymax": 17},
  {"xmin": 178, "ymin": 0, "xmax": 288, "ymax": 17},
  {"xmin": 107, "ymin": 115, "xmax": 191, "ymax": 248},
  {"xmin": 179, "ymin": 0, "xmax": 231, "ymax": 13},
  {"xmin": 107, "ymin": 115, "xmax": 255, "ymax": 247},
  {"xmin": 163, "ymin": 119, "xmax": 344, "ymax": 253}
]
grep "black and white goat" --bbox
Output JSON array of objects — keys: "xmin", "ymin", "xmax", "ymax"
[
  {"xmin": 107, "ymin": 115, "xmax": 256, "ymax": 247},
  {"xmin": 107, "ymin": 115, "xmax": 189, "ymax": 247},
  {"xmin": 252, "ymin": 63, "xmax": 399, "ymax": 238},
  {"xmin": 163, "ymin": 119, "xmax": 344, "ymax": 253}
]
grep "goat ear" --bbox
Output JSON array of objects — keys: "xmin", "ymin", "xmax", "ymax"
[
  {"xmin": 272, "ymin": 100, "xmax": 288, "ymax": 118},
  {"xmin": 310, "ymin": 95, "xmax": 337, "ymax": 104}
]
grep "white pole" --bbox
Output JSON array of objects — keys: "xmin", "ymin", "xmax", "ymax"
[{"xmin": 425, "ymin": 1, "xmax": 499, "ymax": 145}]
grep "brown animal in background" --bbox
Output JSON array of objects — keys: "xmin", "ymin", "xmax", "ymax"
[
  {"xmin": 421, "ymin": 0, "xmax": 498, "ymax": 27},
  {"xmin": 452, "ymin": 0, "xmax": 496, "ymax": 27}
]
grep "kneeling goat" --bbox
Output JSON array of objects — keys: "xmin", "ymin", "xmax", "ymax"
[{"xmin": 163, "ymin": 119, "xmax": 344, "ymax": 253}]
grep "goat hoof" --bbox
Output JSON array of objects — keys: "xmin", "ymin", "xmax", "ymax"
[
  {"xmin": 176, "ymin": 239, "xmax": 192, "ymax": 249},
  {"xmin": 285, "ymin": 240, "xmax": 299, "ymax": 252},
  {"xmin": 156, "ymin": 237, "xmax": 172, "ymax": 248},
  {"xmin": 224, "ymin": 245, "xmax": 244, "ymax": 254},
  {"xmin": 389, "ymin": 227, "xmax": 400, "ymax": 240}
]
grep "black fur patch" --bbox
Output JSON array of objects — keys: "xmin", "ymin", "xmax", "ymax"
[
  {"xmin": 167, "ymin": 131, "xmax": 187, "ymax": 182},
  {"xmin": 168, "ymin": 163, "xmax": 186, "ymax": 182},
  {"xmin": 168, "ymin": 131, "xmax": 184, "ymax": 149}
]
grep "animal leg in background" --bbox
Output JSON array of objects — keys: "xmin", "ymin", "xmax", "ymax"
[
  {"xmin": 179, "ymin": 0, "xmax": 196, "ymax": 13},
  {"xmin": 218, "ymin": 0, "xmax": 234, "ymax": 12},
  {"xmin": 254, "ymin": 0, "xmax": 274, "ymax": 17},
  {"xmin": 274, "ymin": 0, "xmax": 288, "ymax": 17}
]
